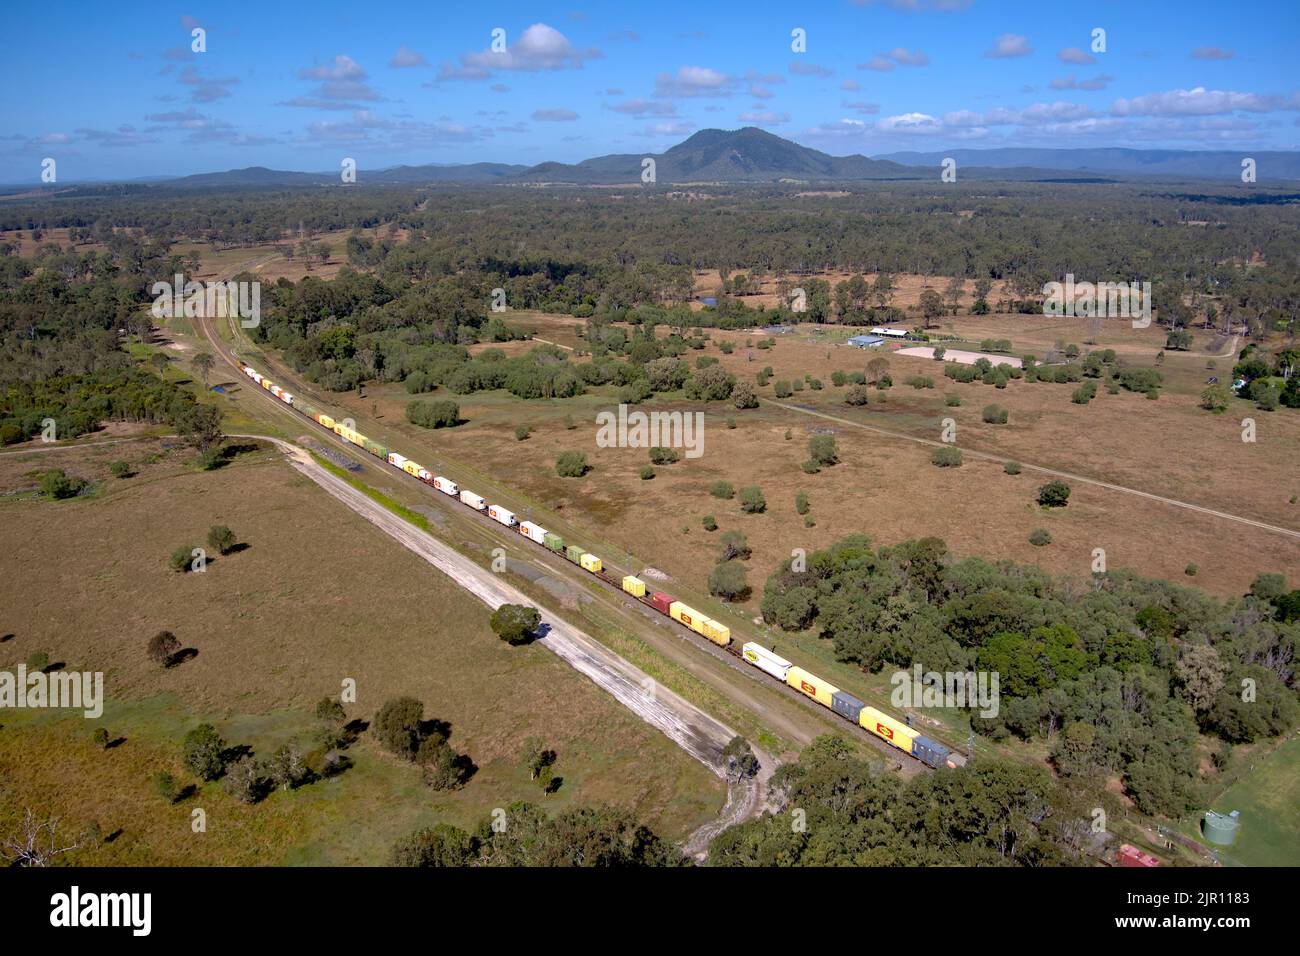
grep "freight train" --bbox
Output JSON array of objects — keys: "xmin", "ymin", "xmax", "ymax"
[{"xmin": 237, "ymin": 360, "xmax": 965, "ymax": 770}]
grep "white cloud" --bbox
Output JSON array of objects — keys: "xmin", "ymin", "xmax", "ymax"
[
  {"xmin": 462, "ymin": 23, "xmax": 600, "ymax": 72},
  {"xmin": 1058, "ymin": 47, "xmax": 1094, "ymax": 65},
  {"xmin": 986, "ymin": 34, "xmax": 1032, "ymax": 59},
  {"xmin": 532, "ymin": 108, "xmax": 579, "ymax": 121},
  {"xmin": 1111, "ymin": 87, "xmax": 1287, "ymax": 117},
  {"xmin": 654, "ymin": 65, "xmax": 735, "ymax": 97},
  {"xmin": 389, "ymin": 46, "xmax": 428, "ymax": 69},
  {"xmin": 1191, "ymin": 46, "xmax": 1234, "ymax": 61},
  {"xmin": 859, "ymin": 48, "xmax": 928, "ymax": 71}
]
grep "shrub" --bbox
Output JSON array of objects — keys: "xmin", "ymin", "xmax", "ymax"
[
  {"xmin": 1028, "ymin": 528, "xmax": 1052, "ymax": 547},
  {"xmin": 795, "ymin": 492, "xmax": 810, "ymax": 515},
  {"xmin": 945, "ymin": 394, "xmax": 961, "ymax": 407},
  {"xmin": 406, "ymin": 399, "xmax": 460, "ymax": 429},
  {"xmin": 1185, "ymin": 563, "xmax": 1198, "ymax": 576},
  {"xmin": 206, "ymin": 525, "xmax": 237, "ymax": 555},
  {"xmin": 844, "ymin": 385, "xmax": 870, "ymax": 406},
  {"xmin": 39, "ymin": 469, "xmax": 86, "ymax": 499},
  {"xmin": 649, "ymin": 446, "xmax": 678, "ymax": 465},
  {"xmin": 490, "ymin": 604, "xmax": 541, "ymax": 645},
  {"xmin": 711, "ymin": 480, "xmax": 735, "ymax": 499},
  {"xmin": 732, "ymin": 381, "xmax": 759, "ymax": 409},
  {"xmin": 905, "ymin": 375, "xmax": 934, "ymax": 389},
  {"xmin": 709, "ymin": 561, "xmax": 749, "ymax": 601},
  {"xmin": 1037, "ymin": 480, "xmax": 1071, "ymax": 508},
  {"xmin": 372, "ymin": 698, "xmax": 426, "ymax": 759},
  {"xmin": 156, "ymin": 772, "xmax": 180, "ymax": 804},
  {"xmin": 639, "ymin": 465, "xmax": 655, "ymax": 480},
  {"xmin": 831, "ymin": 370, "xmax": 847, "ymax": 387},
  {"xmin": 169, "ymin": 545, "xmax": 198, "ymax": 573},
  {"xmin": 808, "ymin": 434, "xmax": 838, "ymax": 466},
  {"xmin": 726, "ymin": 417, "xmax": 737, "ymax": 429},
  {"xmin": 555, "ymin": 451, "xmax": 588, "ymax": 477},
  {"xmin": 981, "ymin": 404, "xmax": 1008, "ymax": 424},
  {"xmin": 810, "ymin": 378, "xmax": 824, "ymax": 390},
  {"xmin": 515, "ymin": 425, "xmax": 531, "ymax": 441},
  {"xmin": 738, "ymin": 486, "xmax": 766, "ymax": 513},
  {"xmin": 931, "ymin": 447, "xmax": 963, "ymax": 467},
  {"xmin": 183, "ymin": 723, "xmax": 227, "ymax": 781},
  {"xmin": 109, "ymin": 460, "xmax": 132, "ymax": 479},
  {"xmin": 25, "ymin": 651, "xmax": 49, "ymax": 673},
  {"xmin": 719, "ymin": 529, "xmax": 750, "ymax": 561},
  {"xmin": 1004, "ymin": 460, "xmax": 1022, "ymax": 475},
  {"xmin": 147, "ymin": 630, "xmax": 181, "ymax": 666},
  {"xmin": 800, "ymin": 460, "xmax": 820, "ymax": 474},
  {"xmin": 702, "ymin": 514, "xmax": 717, "ymax": 532},
  {"xmin": 93, "ymin": 727, "xmax": 110, "ymax": 748},
  {"xmin": 774, "ymin": 380, "xmax": 793, "ymax": 398}
]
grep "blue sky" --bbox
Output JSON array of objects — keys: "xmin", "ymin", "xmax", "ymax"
[{"xmin": 3, "ymin": 0, "xmax": 1298, "ymax": 181}]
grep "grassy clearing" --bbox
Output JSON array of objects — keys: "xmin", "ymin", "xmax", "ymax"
[
  {"xmin": 0, "ymin": 441, "xmax": 724, "ymax": 862},
  {"xmin": 1185, "ymin": 735, "xmax": 1300, "ymax": 867}
]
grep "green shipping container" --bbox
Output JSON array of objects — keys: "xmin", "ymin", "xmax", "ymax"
[
  {"xmin": 365, "ymin": 440, "xmax": 387, "ymax": 458},
  {"xmin": 543, "ymin": 533, "xmax": 564, "ymax": 552},
  {"xmin": 297, "ymin": 403, "xmax": 317, "ymax": 419},
  {"xmin": 565, "ymin": 545, "xmax": 583, "ymax": 563}
]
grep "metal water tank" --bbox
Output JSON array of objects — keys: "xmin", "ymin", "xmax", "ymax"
[{"xmin": 1203, "ymin": 810, "xmax": 1240, "ymax": 846}]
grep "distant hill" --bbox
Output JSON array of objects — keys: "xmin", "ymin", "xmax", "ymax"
[
  {"xmin": 515, "ymin": 127, "xmax": 918, "ymax": 184},
  {"xmin": 874, "ymin": 147, "xmax": 1300, "ymax": 182}
]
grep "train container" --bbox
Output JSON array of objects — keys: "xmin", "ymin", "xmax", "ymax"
[
  {"xmin": 520, "ymin": 522, "xmax": 548, "ymax": 545},
  {"xmin": 543, "ymin": 533, "xmax": 564, "ymax": 552},
  {"xmin": 859, "ymin": 706, "xmax": 918, "ymax": 755},
  {"xmin": 564, "ymin": 545, "xmax": 584, "ymax": 563},
  {"xmin": 281, "ymin": 392, "xmax": 294, "ymax": 405},
  {"xmin": 649, "ymin": 592, "xmax": 674, "ymax": 614},
  {"xmin": 669, "ymin": 601, "xmax": 708, "ymax": 635},
  {"xmin": 270, "ymin": 385, "xmax": 283, "ymax": 398},
  {"xmin": 459, "ymin": 490, "xmax": 486, "ymax": 511},
  {"xmin": 363, "ymin": 439, "xmax": 387, "ymax": 458},
  {"xmin": 417, "ymin": 467, "xmax": 432, "ymax": 482},
  {"xmin": 488, "ymin": 506, "xmax": 518, "ymax": 528},
  {"xmin": 432, "ymin": 476, "xmax": 458, "ymax": 496},
  {"xmin": 621, "ymin": 575, "xmax": 646, "ymax": 598},
  {"xmin": 387, "ymin": 452, "xmax": 407, "ymax": 469},
  {"xmin": 261, "ymin": 379, "xmax": 273, "ymax": 390},
  {"xmin": 1117, "ymin": 844, "xmax": 1160, "ymax": 868},
  {"xmin": 402, "ymin": 461, "xmax": 423, "ymax": 478},
  {"xmin": 831, "ymin": 690, "xmax": 866, "ymax": 723},
  {"xmin": 297, "ymin": 403, "xmax": 316, "ymax": 419},
  {"xmin": 786, "ymin": 666, "xmax": 839, "ymax": 709},
  {"xmin": 580, "ymin": 553, "xmax": 603, "ymax": 573},
  {"xmin": 742, "ymin": 643, "xmax": 792, "ymax": 681},
  {"xmin": 699, "ymin": 619, "xmax": 730, "ymax": 647},
  {"xmin": 912, "ymin": 736, "xmax": 953, "ymax": 770}
]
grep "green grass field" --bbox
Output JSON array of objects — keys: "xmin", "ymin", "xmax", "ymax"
[{"xmin": 1199, "ymin": 735, "xmax": 1300, "ymax": 866}]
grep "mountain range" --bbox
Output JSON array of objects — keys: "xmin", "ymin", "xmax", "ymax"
[{"xmin": 17, "ymin": 128, "xmax": 1300, "ymax": 191}]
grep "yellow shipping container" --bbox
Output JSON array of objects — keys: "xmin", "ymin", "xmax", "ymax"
[
  {"xmin": 261, "ymin": 379, "xmax": 273, "ymax": 390},
  {"xmin": 859, "ymin": 706, "xmax": 917, "ymax": 755},
  {"xmin": 786, "ymin": 666, "xmax": 839, "ymax": 709},
  {"xmin": 669, "ymin": 601, "xmax": 704, "ymax": 634},
  {"xmin": 580, "ymin": 553, "xmax": 603, "ymax": 573},
  {"xmin": 621, "ymin": 575, "xmax": 646, "ymax": 597},
  {"xmin": 699, "ymin": 619, "xmax": 731, "ymax": 647},
  {"xmin": 402, "ymin": 461, "xmax": 423, "ymax": 477},
  {"xmin": 317, "ymin": 413, "xmax": 335, "ymax": 429}
]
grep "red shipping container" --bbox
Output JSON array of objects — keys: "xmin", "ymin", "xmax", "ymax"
[
  {"xmin": 650, "ymin": 592, "xmax": 674, "ymax": 614},
  {"xmin": 1117, "ymin": 844, "xmax": 1160, "ymax": 868}
]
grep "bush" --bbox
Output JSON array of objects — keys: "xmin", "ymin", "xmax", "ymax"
[
  {"xmin": 905, "ymin": 375, "xmax": 934, "ymax": 389},
  {"xmin": 183, "ymin": 723, "xmax": 227, "ymax": 781},
  {"xmin": 555, "ymin": 451, "xmax": 588, "ymax": 477},
  {"xmin": 1185, "ymin": 563, "xmax": 1198, "ymax": 576},
  {"xmin": 1004, "ymin": 460, "xmax": 1022, "ymax": 475},
  {"xmin": 109, "ymin": 460, "xmax": 132, "ymax": 479},
  {"xmin": 981, "ymin": 404, "xmax": 1008, "ymax": 424},
  {"xmin": 738, "ymin": 486, "xmax": 766, "ymax": 513},
  {"xmin": 831, "ymin": 370, "xmax": 847, "ymax": 387},
  {"xmin": 39, "ymin": 469, "xmax": 86, "ymax": 499},
  {"xmin": 711, "ymin": 480, "xmax": 735, "ymax": 499},
  {"xmin": 515, "ymin": 425, "xmax": 531, "ymax": 441},
  {"xmin": 719, "ymin": 529, "xmax": 750, "ymax": 561},
  {"xmin": 709, "ymin": 561, "xmax": 749, "ymax": 601},
  {"xmin": 702, "ymin": 514, "xmax": 717, "ymax": 532},
  {"xmin": 206, "ymin": 525, "xmax": 237, "ymax": 555},
  {"xmin": 732, "ymin": 381, "xmax": 759, "ymax": 409},
  {"xmin": 773, "ymin": 380, "xmax": 793, "ymax": 398},
  {"xmin": 844, "ymin": 385, "xmax": 870, "ymax": 406},
  {"xmin": 1037, "ymin": 480, "xmax": 1071, "ymax": 508},
  {"xmin": 169, "ymin": 545, "xmax": 198, "ymax": 573},
  {"xmin": 795, "ymin": 492, "xmax": 810, "ymax": 515},
  {"xmin": 147, "ymin": 630, "xmax": 181, "ymax": 666},
  {"xmin": 931, "ymin": 447, "xmax": 963, "ymax": 468},
  {"xmin": 490, "ymin": 604, "xmax": 541, "ymax": 645},
  {"xmin": 372, "ymin": 698, "xmax": 425, "ymax": 759},
  {"xmin": 639, "ymin": 465, "xmax": 655, "ymax": 480},
  {"xmin": 1028, "ymin": 528, "xmax": 1052, "ymax": 547},
  {"xmin": 945, "ymin": 394, "xmax": 961, "ymax": 407},
  {"xmin": 25, "ymin": 651, "xmax": 49, "ymax": 673},
  {"xmin": 808, "ymin": 434, "xmax": 838, "ymax": 466},
  {"xmin": 800, "ymin": 459, "xmax": 820, "ymax": 474},
  {"xmin": 406, "ymin": 399, "xmax": 460, "ymax": 429},
  {"xmin": 649, "ymin": 446, "xmax": 678, "ymax": 465}
]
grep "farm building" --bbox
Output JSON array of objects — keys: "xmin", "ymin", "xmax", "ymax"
[
  {"xmin": 869, "ymin": 327, "xmax": 909, "ymax": 338},
  {"xmin": 847, "ymin": 335, "xmax": 886, "ymax": 348}
]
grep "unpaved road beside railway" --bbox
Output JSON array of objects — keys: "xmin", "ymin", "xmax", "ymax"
[{"xmin": 242, "ymin": 434, "xmax": 771, "ymax": 857}]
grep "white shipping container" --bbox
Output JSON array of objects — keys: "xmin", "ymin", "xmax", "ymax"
[
  {"xmin": 280, "ymin": 392, "xmax": 293, "ymax": 405},
  {"xmin": 520, "ymin": 521, "xmax": 548, "ymax": 544},
  {"xmin": 742, "ymin": 642, "xmax": 793, "ymax": 681},
  {"xmin": 387, "ymin": 453, "xmax": 407, "ymax": 468},
  {"xmin": 488, "ymin": 506, "xmax": 517, "ymax": 527},
  {"xmin": 433, "ymin": 476, "xmax": 458, "ymax": 496},
  {"xmin": 417, "ymin": 468, "xmax": 432, "ymax": 482},
  {"xmin": 460, "ymin": 490, "xmax": 486, "ymax": 510}
]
